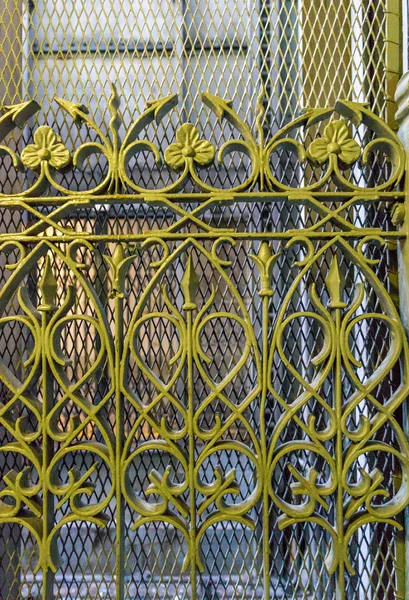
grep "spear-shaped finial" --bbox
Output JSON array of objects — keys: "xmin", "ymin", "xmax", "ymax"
[
  {"xmin": 181, "ymin": 255, "xmax": 199, "ymax": 311},
  {"xmin": 38, "ymin": 255, "xmax": 58, "ymax": 312},
  {"xmin": 326, "ymin": 256, "xmax": 346, "ymax": 309}
]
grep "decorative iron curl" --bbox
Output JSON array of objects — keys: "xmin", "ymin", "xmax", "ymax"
[
  {"xmin": 265, "ymin": 237, "xmax": 409, "ymax": 578},
  {"xmin": 0, "ymin": 88, "xmax": 403, "ymax": 197}
]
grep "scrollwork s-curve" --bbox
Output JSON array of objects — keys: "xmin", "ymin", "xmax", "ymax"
[
  {"xmin": 44, "ymin": 243, "xmax": 116, "ymax": 532},
  {"xmin": 0, "ymin": 90, "xmax": 403, "ymax": 197},
  {"xmin": 190, "ymin": 239, "xmax": 262, "ymax": 536},
  {"xmin": 0, "ymin": 240, "xmax": 116, "ymax": 575},
  {"xmin": 267, "ymin": 236, "xmax": 409, "ymax": 583},
  {"xmin": 120, "ymin": 239, "xmax": 192, "ymax": 572},
  {"xmin": 120, "ymin": 238, "xmax": 261, "ymax": 583},
  {"xmin": 0, "ymin": 242, "xmax": 48, "ymax": 572}
]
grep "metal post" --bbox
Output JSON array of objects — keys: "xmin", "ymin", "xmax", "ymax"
[{"xmin": 394, "ymin": 70, "xmax": 409, "ymax": 600}]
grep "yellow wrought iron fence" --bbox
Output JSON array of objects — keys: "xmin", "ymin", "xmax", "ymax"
[
  {"xmin": 0, "ymin": 88, "xmax": 407, "ymax": 600},
  {"xmin": 0, "ymin": 2, "xmax": 407, "ymax": 600}
]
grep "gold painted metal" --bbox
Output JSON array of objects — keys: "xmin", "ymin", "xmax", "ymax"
[
  {"xmin": 0, "ymin": 88, "xmax": 404, "ymax": 202},
  {"xmin": 0, "ymin": 88, "xmax": 407, "ymax": 599},
  {"xmin": 385, "ymin": 0, "xmax": 402, "ymax": 128},
  {"xmin": 0, "ymin": 0, "xmax": 404, "ymax": 597}
]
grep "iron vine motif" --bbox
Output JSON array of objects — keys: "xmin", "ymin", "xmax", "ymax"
[{"xmin": 0, "ymin": 88, "xmax": 406, "ymax": 599}]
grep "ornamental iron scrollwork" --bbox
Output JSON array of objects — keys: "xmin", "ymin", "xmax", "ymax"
[
  {"xmin": 0, "ymin": 242, "xmax": 115, "ymax": 575},
  {"xmin": 0, "ymin": 85, "xmax": 404, "ymax": 198},
  {"xmin": 265, "ymin": 237, "xmax": 409, "ymax": 592},
  {"xmin": 0, "ymin": 90, "xmax": 407, "ymax": 599}
]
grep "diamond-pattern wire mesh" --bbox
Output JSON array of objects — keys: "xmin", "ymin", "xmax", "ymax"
[{"xmin": 0, "ymin": 0, "xmax": 404, "ymax": 599}]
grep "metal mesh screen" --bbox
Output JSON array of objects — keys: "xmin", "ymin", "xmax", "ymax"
[{"xmin": 0, "ymin": 2, "xmax": 406, "ymax": 600}]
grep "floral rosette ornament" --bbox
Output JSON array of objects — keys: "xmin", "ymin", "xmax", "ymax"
[
  {"xmin": 164, "ymin": 123, "xmax": 215, "ymax": 172},
  {"xmin": 21, "ymin": 126, "xmax": 71, "ymax": 170},
  {"xmin": 307, "ymin": 120, "xmax": 361, "ymax": 166}
]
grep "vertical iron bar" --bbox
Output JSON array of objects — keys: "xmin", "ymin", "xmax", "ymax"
[
  {"xmin": 182, "ymin": 255, "xmax": 199, "ymax": 597},
  {"xmin": 179, "ymin": 0, "xmax": 190, "ymax": 124},
  {"xmin": 395, "ymin": 468, "xmax": 406, "ymax": 599},
  {"xmin": 334, "ymin": 308, "xmax": 345, "ymax": 600},
  {"xmin": 261, "ymin": 293, "xmax": 271, "ymax": 597},
  {"xmin": 40, "ymin": 298, "xmax": 55, "ymax": 599},
  {"xmin": 395, "ymin": 71, "xmax": 409, "ymax": 600},
  {"xmin": 187, "ymin": 307, "xmax": 197, "ymax": 598},
  {"xmin": 115, "ymin": 292, "xmax": 125, "ymax": 600},
  {"xmin": 384, "ymin": 0, "xmax": 401, "ymax": 129}
]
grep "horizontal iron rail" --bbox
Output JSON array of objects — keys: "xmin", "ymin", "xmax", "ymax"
[
  {"xmin": 0, "ymin": 192, "xmax": 403, "ymax": 207},
  {"xmin": 0, "ymin": 230, "xmax": 404, "ymax": 244}
]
